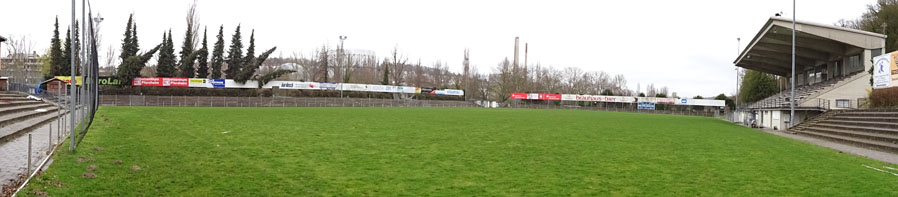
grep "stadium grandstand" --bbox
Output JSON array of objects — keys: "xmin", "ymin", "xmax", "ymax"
[{"xmin": 734, "ymin": 16, "xmax": 885, "ymax": 129}]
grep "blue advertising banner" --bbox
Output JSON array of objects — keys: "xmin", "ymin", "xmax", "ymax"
[
  {"xmin": 211, "ymin": 79, "xmax": 226, "ymax": 88},
  {"xmin": 637, "ymin": 102, "xmax": 656, "ymax": 110}
]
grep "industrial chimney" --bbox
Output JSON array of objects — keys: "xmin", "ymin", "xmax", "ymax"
[{"xmin": 513, "ymin": 37, "xmax": 520, "ymax": 68}]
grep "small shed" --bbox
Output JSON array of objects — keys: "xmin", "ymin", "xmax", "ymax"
[
  {"xmin": 0, "ymin": 77, "xmax": 8, "ymax": 91},
  {"xmin": 41, "ymin": 78, "xmax": 67, "ymax": 95}
]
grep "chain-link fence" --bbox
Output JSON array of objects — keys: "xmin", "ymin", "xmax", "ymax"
[
  {"xmin": 98, "ymin": 95, "xmax": 479, "ymax": 108},
  {"xmin": 506, "ymin": 101, "xmax": 724, "ymax": 118}
]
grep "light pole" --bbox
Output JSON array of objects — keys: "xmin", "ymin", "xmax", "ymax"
[
  {"xmin": 338, "ymin": 35, "xmax": 347, "ymax": 98},
  {"xmin": 69, "ymin": 0, "xmax": 76, "ymax": 152},
  {"xmin": 790, "ymin": 0, "xmax": 796, "ymax": 128},
  {"xmin": 736, "ymin": 37, "xmax": 740, "ymax": 108}
]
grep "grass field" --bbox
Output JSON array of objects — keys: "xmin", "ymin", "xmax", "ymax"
[{"xmin": 22, "ymin": 107, "xmax": 898, "ymax": 196}]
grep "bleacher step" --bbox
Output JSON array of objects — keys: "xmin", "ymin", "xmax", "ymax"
[
  {"xmin": 830, "ymin": 116, "xmax": 898, "ymax": 122},
  {"xmin": 0, "ymin": 112, "xmax": 64, "ymax": 144},
  {"xmin": 814, "ymin": 123, "xmax": 898, "ymax": 136},
  {"xmin": 0, "ymin": 107, "xmax": 60, "ymax": 128},
  {"xmin": 0, "ymin": 100, "xmax": 44, "ymax": 108},
  {"xmin": 837, "ymin": 112, "xmax": 898, "ymax": 117},
  {"xmin": 0, "ymin": 103, "xmax": 54, "ymax": 116},
  {"xmin": 803, "ymin": 126, "xmax": 898, "ymax": 144},
  {"xmin": 795, "ymin": 129, "xmax": 898, "ymax": 153},
  {"xmin": 821, "ymin": 120, "xmax": 898, "ymax": 129}
]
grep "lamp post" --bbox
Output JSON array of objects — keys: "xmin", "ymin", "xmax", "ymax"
[
  {"xmin": 736, "ymin": 37, "xmax": 740, "ymax": 108},
  {"xmin": 338, "ymin": 35, "xmax": 347, "ymax": 98},
  {"xmin": 790, "ymin": 0, "xmax": 796, "ymax": 128},
  {"xmin": 69, "ymin": 0, "xmax": 76, "ymax": 152}
]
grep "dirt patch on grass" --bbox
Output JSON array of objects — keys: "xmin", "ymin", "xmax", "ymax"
[
  {"xmin": 82, "ymin": 172, "xmax": 97, "ymax": 178},
  {"xmin": 114, "ymin": 160, "xmax": 122, "ymax": 165},
  {"xmin": 87, "ymin": 164, "xmax": 98, "ymax": 171},
  {"xmin": 29, "ymin": 189, "xmax": 48, "ymax": 197},
  {"xmin": 131, "ymin": 165, "xmax": 141, "ymax": 171},
  {"xmin": 93, "ymin": 146, "xmax": 103, "ymax": 151},
  {"xmin": 75, "ymin": 157, "xmax": 95, "ymax": 163}
]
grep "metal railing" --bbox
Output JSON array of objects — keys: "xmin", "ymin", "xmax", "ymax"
[{"xmin": 739, "ymin": 98, "xmax": 830, "ymax": 111}]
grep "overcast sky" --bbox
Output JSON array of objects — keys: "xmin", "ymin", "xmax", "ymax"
[{"xmin": 1, "ymin": 0, "xmax": 876, "ymax": 97}]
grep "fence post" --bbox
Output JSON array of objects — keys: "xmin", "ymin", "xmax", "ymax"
[
  {"xmin": 27, "ymin": 134, "xmax": 32, "ymax": 175},
  {"xmin": 49, "ymin": 121, "xmax": 53, "ymax": 148}
]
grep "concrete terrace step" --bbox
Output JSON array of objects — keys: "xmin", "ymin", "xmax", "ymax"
[
  {"xmin": 0, "ymin": 93, "xmax": 23, "ymax": 97},
  {"xmin": 795, "ymin": 129, "xmax": 898, "ymax": 153},
  {"xmin": 803, "ymin": 126, "xmax": 898, "ymax": 144},
  {"xmin": 0, "ymin": 107, "xmax": 59, "ymax": 128},
  {"xmin": 813, "ymin": 123, "xmax": 898, "ymax": 136},
  {"xmin": 0, "ymin": 97, "xmax": 30, "ymax": 101},
  {"xmin": 0, "ymin": 100, "xmax": 44, "ymax": 108},
  {"xmin": 821, "ymin": 119, "xmax": 898, "ymax": 129},
  {"xmin": 0, "ymin": 112, "xmax": 64, "ymax": 144},
  {"xmin": 830, "ymin": 116, "xmax": 898, "ymax": 122},
  {"xmin": 0, "ymin": 103, "xmax": 53, "ymax": 115},
  {"xmin": 837, "ymin": 112, "xmax": 898, "ymax": 118}
]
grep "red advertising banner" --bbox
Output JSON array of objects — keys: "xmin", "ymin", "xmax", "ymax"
[
  {"xmin": 509, "ymin": 93, "xmax": 528, "ymax": 99},
  {"xmin": 132, "ymin": 77, "xmax": 161, "ymax": 86},
  {"xmin": 132, "ymin": 77, "xmax": 189, "ymax": 87},
  {"xmin": 163, "ymin": 77, "xmax": 190, "ymax": 87},
  {"xmin": 539, "ymin": 93, "xmax": 561, "ymax": 100}
]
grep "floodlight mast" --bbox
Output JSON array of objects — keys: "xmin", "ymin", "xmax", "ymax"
[{"xmin": 790, "ymin": 0, "xmax": 796, "ymax": 128}]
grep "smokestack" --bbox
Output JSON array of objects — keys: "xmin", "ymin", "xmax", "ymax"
[
  {"xmin": 514, "ymin": 37, "xmax": 520, "ymax": 67},
  {"xmin": 524, "ymin": 43, "xmax": 528, "ymax": 69}
]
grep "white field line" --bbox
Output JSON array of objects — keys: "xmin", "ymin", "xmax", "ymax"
[
  {"xmin": 884, "ymin": 166, "xmax": 898, "ymax": 172},
  {"xmin": 863, "ymin": 165, "xmax": 898, "ymax": 177}
]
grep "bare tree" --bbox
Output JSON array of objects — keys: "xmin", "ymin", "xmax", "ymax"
[
  {"xmin": 186, "ymin": 0, "xmax": 200, "ymax": 50},
  {"xmin": 101, "ymin": 44, "xmax": 118, "ymax": 76},
  {"xmin": 388, "ymin": 46, "xmax": 408, "ymax": 85}
]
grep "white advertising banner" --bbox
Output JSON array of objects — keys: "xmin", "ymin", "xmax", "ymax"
[
  {"xmin": 275, "ymin": 81, "xmax": 321, "ymax": 90},
  {"xmin": 188, "ymin": 78, "xmax": 213, "ymax": 88},
  {"xmin": 398, "ymin": 86, "xmax": 419, "ymax": 94},
  {"xmin": 433, "ymin": 89, "xmax": 464, "ymax": 96},
  {"xmin": 562, "ymin": 94, "xmax": 636, "ymax": 103},
  {"xmin": 527, "ymin": 93, "xmax": 539, "ymax": 100},
  {"xmin": 561, "ymin": 94, "xmax": 578, "ymax": 101},
  {"xmin": 692, "ymin": 99, "xmax": 726, "ymax": 107},
  {"xmin": 340, "ymin": 83, "xmax": 368, "ymax": 91},
  {"xmin": 676, "ymin": 98, "xmax": 725, "ymax": 107},
  {"xmin": 873, "ymin": 53, "xmax": 896, "ymax": 89},
  {"xmin": 367, "ymin": 85, "xmax": 400, "ymax": 93},
  {"xmin": 638, "ymin": 97, "xmax": 676, "ymax": 104},
  {"xmin": 224, "ymin": 79, "xmax": 259, "ymax": 89}
]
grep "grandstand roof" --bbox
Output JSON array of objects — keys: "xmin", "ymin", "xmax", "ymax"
[{"xmin": 734, "ymin": 17, "xmax": 886, "ymax": 76}]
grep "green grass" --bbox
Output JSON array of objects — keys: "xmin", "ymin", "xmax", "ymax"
[{"xmin": 22, "ymin": 107, "xmax": 898, "ymax": 196}]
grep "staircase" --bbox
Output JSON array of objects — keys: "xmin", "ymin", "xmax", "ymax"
[
  {"xmin": 0, "ymin": 92, "xmax": 64, "ymax": 143},
  {"xmin": 789, "ymin": 109, "xmax": 898, "ymax": 153}
]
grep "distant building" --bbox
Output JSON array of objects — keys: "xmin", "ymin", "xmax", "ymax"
[{"xmin": 1, "ymin": 51, "xmax": 44, "ymax": 86}]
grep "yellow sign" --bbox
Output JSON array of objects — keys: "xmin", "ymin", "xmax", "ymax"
[{"xmin": 54, "ymin": 76, "xmax": 83, "ymax": 85}]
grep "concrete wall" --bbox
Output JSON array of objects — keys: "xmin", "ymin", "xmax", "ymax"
[{"xmin": 808, "ymin": 72, "xmax": 870, "ymax": 109}]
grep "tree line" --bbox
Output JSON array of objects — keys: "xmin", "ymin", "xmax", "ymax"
[{"xmin": 34, "ymin": 1, "xmax": 735, "ymax": 103}]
